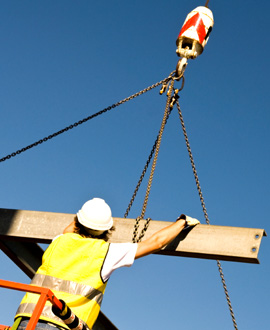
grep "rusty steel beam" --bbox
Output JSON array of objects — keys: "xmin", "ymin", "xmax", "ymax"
[{"xmin": 0, "ymin": 208, "xmax": 266, "ymax": 264}]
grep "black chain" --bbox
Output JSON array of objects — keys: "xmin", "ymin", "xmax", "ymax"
[
  {"xmin": 176, "ymin": 99, "xmax": 210, "ymax": 225},
  {"xmin": 0, "ymin": 74, "xmax": 175, "ymax": 163},
  {"xmin": 132, "ymin": 217, "xmax": 151, "ymax": 243},
  {"xmin": 130, "ymin": 79, "xmax": 175, "ymax": 242},
  {"xmin": 140, "ymin": 79, "xmax": 175, "ymax": 219},
  {"xmin": 176, "ymin": 99, "xmax": 238, "ymax": 330},
  {"xmin": 124, "ymin": 106, "xmax": 173, "ymax": 219}
]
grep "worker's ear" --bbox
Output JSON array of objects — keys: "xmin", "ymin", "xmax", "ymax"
[{"xmin": 63, "ymin": 220, "xmax": 76, "ymax": 234}]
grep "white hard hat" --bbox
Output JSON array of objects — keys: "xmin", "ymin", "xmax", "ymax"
[{"xmin": 77, "ymin": 198, "xmax": 113, "ymax": 231}]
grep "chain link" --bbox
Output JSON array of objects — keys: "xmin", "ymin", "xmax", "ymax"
[
  {"xmin": 140, "ymin": 79, "xmax": 175, "ymax": 219},
  {"xmin": 0, "ymin": 73, "xmax": 175, "ymax": 163},
  {"xmin": 124, "ymin": 106, "xmax": 173, "ymax": 219},
  {"xmin": 132, "ymin": 217, "xmax": 151, "ymax": 243},
  {"xmin": 176, "ymin": 99, "xmax": 238, "ymax": 330},
  {"xmin": 130, "ymin": 79, "xmax": 175, "ymax": 241},
  {"xmin": 217, "ymin": 260, "xmax": 239, "ymax": 330},
  {"xmin": 175, "ymin": 99, "xmax": 210, "ymax": 224}
]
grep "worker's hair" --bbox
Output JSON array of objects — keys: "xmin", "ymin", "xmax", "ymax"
[{"xmin": 73, "ymin": 216, "xmax": 115, "ymax": 242}]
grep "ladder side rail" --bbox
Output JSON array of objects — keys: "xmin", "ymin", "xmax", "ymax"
[
  {"xmin": 0, "ymin": 279, "xmax": 63, "ymax": 330},
  {"xmin": 25, "ymin": 293, "xmax": 48, "ymax": 330}
]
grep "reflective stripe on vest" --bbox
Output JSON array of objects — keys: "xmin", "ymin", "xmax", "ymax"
[{"xmin": 31, "ymin": 273, "xmax": 104, "ymax": 305}]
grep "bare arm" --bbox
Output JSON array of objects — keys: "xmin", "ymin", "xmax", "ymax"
[
  {"xmin": 135, "ymin": 219, "xmax": 186, "ymax": 259},
  {"xmin": 63, "ymin": 220, "xmax": 75, "ymax": 234}
]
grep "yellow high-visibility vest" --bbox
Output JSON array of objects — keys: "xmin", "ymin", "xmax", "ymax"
[{"xmin": 15, "ymin": 233, "xmax": 110, "ymax": 329}]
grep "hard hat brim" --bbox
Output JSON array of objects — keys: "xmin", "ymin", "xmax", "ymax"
[{"xmin": 77, "ymin": 210, "xmax": 113, "ymax": 231}]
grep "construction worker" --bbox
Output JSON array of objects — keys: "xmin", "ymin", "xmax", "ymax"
[{"xmin": 15, "ymin": 197, "xmax": 200, "ymax": 330}]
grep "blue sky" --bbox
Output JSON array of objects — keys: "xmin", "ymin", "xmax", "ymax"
[{"xmin": 0, "ymin": 1, "xmax": 269, "ymax": 329}]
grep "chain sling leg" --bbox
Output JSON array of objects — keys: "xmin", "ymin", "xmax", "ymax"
[{"xmin": 176, "ymin": 99, "xmax": 238, "ymax": 330}]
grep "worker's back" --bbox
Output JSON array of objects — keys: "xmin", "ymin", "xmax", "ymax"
[{"xmin": 15, "ymin": 233, "xmax": 110, "ymax": 329}]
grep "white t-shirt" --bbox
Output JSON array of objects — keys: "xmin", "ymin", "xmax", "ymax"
[{"xmin": 101, "ymin": 243, "xmax": 138, "ymax": 282}]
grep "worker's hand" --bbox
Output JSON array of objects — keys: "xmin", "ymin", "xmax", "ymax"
[
  {"xmin": 177, "ymin": 214, "xmax": 200, "ymax": 228},
  {"xmin": 185, "ymin": 215, "xmax": 200, "ymax": 226}
]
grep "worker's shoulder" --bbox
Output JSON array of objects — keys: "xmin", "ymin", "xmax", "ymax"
[{"xmin": 59, "ymin": 233, "xmax": 109, "ymax": 247}]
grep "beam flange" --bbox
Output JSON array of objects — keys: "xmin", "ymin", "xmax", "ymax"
[{"xmin": 0, "ymin": 208, "xmax": 266, "ymax": 263}]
